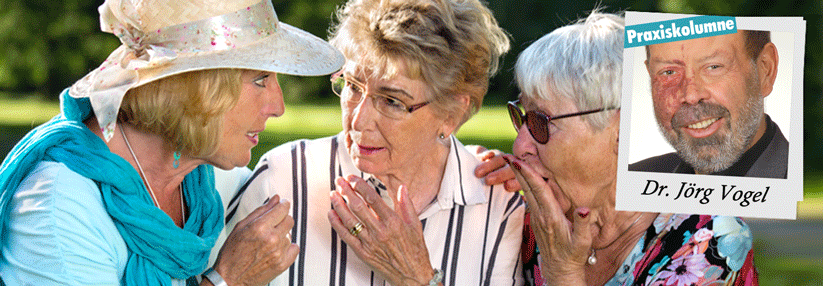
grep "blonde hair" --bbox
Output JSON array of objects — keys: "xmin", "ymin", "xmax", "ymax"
[
  {"xmin": 119, "ymin": 69, "xmax": 243, "ymax": 158},
  {"xmin": 329, "ymin": 0, "xmax": 510, "ymax": 128}
]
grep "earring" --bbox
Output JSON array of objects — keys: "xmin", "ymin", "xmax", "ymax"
[
  {"xmin": 173, "ymin": 151, "xmax": 181, "ymax": 168},
  {"xmin": 439, "ymin": 133, "xmax": 445, "ymax": 139}
]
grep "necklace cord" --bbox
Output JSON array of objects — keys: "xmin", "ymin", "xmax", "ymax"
[{"xmin": 120, "ymin": 124, "xmax": 186, "ymax": 225}]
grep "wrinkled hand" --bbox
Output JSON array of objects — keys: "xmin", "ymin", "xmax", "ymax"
[
  {"xmin": 328, "ymin": 175, "xmax": 435, "ymax": 286},
  {"xmin": 467, "ymin": 145, "xmax": 521, "ymax": 192},
  {"xmin": 503, "ymin": 155, "xmax": 595, "ymax": 286},
  {"xmin": 211, "ymin": 194, "xmax": 298, "ymax": 286}
]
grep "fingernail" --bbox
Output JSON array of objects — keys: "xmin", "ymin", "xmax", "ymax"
[
  {"xmin": 578, "ymin": 208, "xmax": 590, "ymax": 218},
  {"xmin": 512, "ymin": 161, "xmax": 522, "ymax": 171}
]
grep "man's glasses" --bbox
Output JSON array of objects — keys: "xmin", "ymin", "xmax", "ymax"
[
  {"xmin": 331, "ymin": 73, "xmax": 429, "ymax": 120},
  {"xmin": 507, "ymin": 99, "xmax": 613, "ymax": 144}
]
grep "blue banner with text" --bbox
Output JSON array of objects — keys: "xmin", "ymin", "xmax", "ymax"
[{"xmin": 624, "ymin": 15, "xmax": 737, "ymax": 48}]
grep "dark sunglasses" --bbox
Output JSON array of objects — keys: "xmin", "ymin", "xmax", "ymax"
[{"xmin": 507, "ymin": 99, "xmax": 613, "ymax": 144}]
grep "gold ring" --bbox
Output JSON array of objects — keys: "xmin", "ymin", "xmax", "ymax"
[{"xmin": 350, "ymin": 222, "xmax": 364, "ymax": 237}]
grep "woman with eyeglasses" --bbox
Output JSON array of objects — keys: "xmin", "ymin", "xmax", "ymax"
[
  {"xmin": 220, "ymin": 0, "xmax": 525, "ymax": 285},
  {"xmin": 503, "ymin": 12, "xmax": 758, "ymax": 286}
]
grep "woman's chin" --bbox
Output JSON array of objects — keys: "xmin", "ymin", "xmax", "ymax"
[
  {"xmin": 207, "ymin": 153, "xmax": 251, "ymax": 171},
  {"xmin": 352, "ymin": 157, "xmax": 384, "ymax": 175},
  {"xmin": 212, "ymin": 161, "xmax": 245, "ymax": 171}
]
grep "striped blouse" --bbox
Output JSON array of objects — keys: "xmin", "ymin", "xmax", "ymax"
[{"xmin": 224, "ymin": 134, "xmax": 525, "ymax": 286}]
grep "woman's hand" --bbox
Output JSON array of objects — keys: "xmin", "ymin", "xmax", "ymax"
[
  {"xmin": 210, "ymin": 194, "xmax": 299, "ymax": 286},
  {"xmin": 328, "ymin": 175, "xmax": 436, "ymax": 286},
  {"xmin": 504, "ymin": 155, "xmax": 596, "ymax": 286},
  {"xmin": 467, "ymin": 145, "xmax": 521, "ymax": 192}
]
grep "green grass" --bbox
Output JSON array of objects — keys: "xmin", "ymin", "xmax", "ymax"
[
  {"xmin": 754, "ymin": 256, "xmax": 823, "ymax": 286},
  {"xmin": 0, "ymin": 97, "xmax": 60, "ymax": 126},
  {"xmin": 261, "ymin": 104, "xmax": 517, "ymax": 142}
]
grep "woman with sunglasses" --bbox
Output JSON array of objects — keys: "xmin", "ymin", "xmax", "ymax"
[
  {"xmin": 220, "ymin": 0, "xmax": 525, "ymax": 285},
  {"xmin": 503, "ymin": 11, "xmax": 758, "ymax": 286}
]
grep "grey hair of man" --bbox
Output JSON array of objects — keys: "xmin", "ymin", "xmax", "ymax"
[{"xmin": 514, "ymin": 11, "xmax": 623, "ymax": 131}]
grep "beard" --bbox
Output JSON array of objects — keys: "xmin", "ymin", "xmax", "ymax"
[{"xmin": 657, "ymin": 70, "xmax": 764, "ymax": 174}]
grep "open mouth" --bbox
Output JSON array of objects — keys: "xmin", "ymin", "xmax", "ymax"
[
  {"xmin": 246, "ymin": 132, "xmax": 260, "ymax": 144},
  {"xmin": 686, "ymin": 117, "xmax": 719, "ymax": 129},
  {"xmin": 680, "ymin": 117, "xmax": 723, "ymax": 138}
]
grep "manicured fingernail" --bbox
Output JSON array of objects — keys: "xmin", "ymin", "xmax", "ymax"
[
  {"xmin": 578, "ymin": 208, "xmax": 590, "ymax": 218},
  {"xmin": 512, "ymin": 161, "xmax": 522, "ymax": 171}
]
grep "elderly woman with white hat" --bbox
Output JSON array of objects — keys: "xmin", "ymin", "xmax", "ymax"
[{"xmin": 0, "ymin": 0, "xmax": 342, "ymax": 285}]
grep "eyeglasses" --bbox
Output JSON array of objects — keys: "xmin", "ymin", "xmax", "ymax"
[
  {"xmin": 507, "ymin": 99, "xmax": 613, "ymax": 144},
  {"xmin": 331, "ymin": 73, "xmax": 429, "ymax": 120}
]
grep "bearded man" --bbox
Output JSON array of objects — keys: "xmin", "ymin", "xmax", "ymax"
[{"xmin": 630, "ymin": 30, "xmax": 788, "ymax": 178}]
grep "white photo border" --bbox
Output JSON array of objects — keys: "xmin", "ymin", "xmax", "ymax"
[{"xmin": 616, "ymin": 12, "xmax": 805, "ymax": 219}]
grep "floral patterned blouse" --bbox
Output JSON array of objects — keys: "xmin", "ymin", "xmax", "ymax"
[{"xmin": 523, "ymin": 213, "xmax": 759, "ymax": 286}]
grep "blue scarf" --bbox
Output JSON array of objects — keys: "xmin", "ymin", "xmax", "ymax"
[{"xmin": 0, "ymin": 90, "xmax": 223, "ymax": 285}]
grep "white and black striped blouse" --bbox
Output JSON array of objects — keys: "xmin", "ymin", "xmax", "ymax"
[{"xmin": 224, "ymin": 134, "xmax": 525, "ymax": 286}]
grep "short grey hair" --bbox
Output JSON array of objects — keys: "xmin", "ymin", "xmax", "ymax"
[
  {"xmin": 329, "ymin": 0, "xmax": 510, "ymax": 129},
  {"xmin": 514, "ymin": 11, "xmax": 623, "ymax": 131}
]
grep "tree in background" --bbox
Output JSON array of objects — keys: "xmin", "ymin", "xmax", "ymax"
[{"xmin": 0, "ymin": 0, "xmax": 120, "ymax": 95}]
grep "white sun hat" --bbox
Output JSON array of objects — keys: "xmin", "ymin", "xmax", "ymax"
[{"xmin": 69, "ymin": 0, "xmax": 344, "ymax": 141}]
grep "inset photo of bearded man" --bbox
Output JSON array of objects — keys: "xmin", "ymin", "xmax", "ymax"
[
  {"xmin": 630, "ymin": 29, "xmax": 787, "ymax": 179},
  {"xmin": 617, "ymin": 13, "xmax": 804, "ymax": 219}
]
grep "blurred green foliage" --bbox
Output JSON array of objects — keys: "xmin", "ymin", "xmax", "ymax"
[
  {"xmin": 0, "ymin": 0, "xmax": 820, "ymax": 169},
  {"xmin": 0, "ymin": 0, "xmax": 120, "ymax": 94}
]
